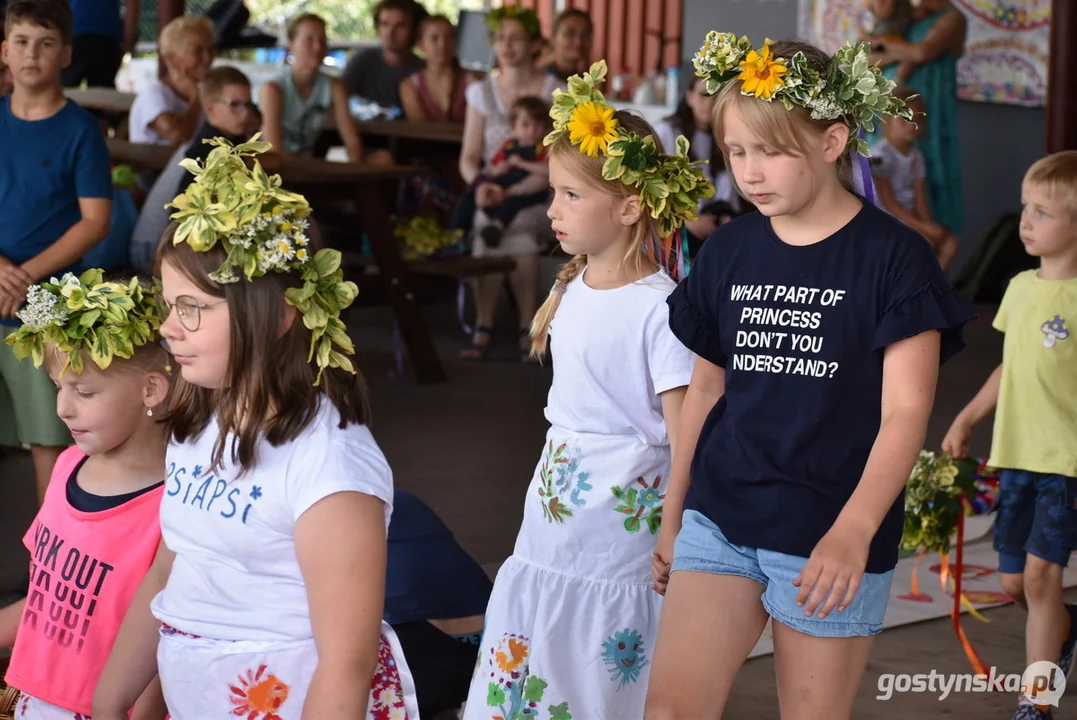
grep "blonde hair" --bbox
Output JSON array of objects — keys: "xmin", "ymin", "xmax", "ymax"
[
  {"xmin": 44, "ymin": 341, "xmax": 171, "ymax": 380},
  {"xmin": 1024, "ymin": 151, "xmax": 1077, "ymax": 217},
  {"xmin": 159, "ymin": 15, "xmax": 213, "ymax": 59},
  {"xmin": 529, "ymin": 111, "xmax": 661, "ymax": 359},
  {"xmin": 711, "ymin": 40, "xmax": 852, "ymax": 193}
]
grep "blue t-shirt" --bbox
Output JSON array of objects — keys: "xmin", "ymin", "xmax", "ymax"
[
  {"xmin": 667, "ymin": 202, "xmax": 975, "ymax": 574},
  {"xmin": 71, "ymin": 0, "xmax": 122, "ymax": 39},
  {"xmin": 0, "ymin": 97, "xmax": 112, "ymax": 322}
]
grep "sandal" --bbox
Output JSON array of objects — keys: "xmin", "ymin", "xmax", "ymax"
[{"xmin": 461, "ymin": 325, "xmax": 493, "ymax": 361}]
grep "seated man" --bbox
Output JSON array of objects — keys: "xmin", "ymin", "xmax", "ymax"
[
  {"xmin": 341, "ymin": 0, "xmax": 425, "ymax": 111},
  {"xmin": 387, "ymin": 490, "xmax": 492, "ymax": 717}
]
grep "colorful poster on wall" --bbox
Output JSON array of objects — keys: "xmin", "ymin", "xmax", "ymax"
[{"xmin": 797, "ymin": 0, "xmax": 1051, "ymax": 107}]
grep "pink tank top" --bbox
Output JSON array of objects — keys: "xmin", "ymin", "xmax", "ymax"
[
  {"xmin": 412, "ymin": 67, "xmax": 468, "ymax": 122},
  {"xmin": 4, "ymin": 447, "xmax": 164, "ymax": 716}
]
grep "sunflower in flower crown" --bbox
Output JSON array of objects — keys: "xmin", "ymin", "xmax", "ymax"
[
  {"xmin": 545, "ymin": 60, "xmax": 715, "ymax": 237},
  {"xmin": 567, "ymin": 101, "xmax": 618, "ymax": 158},
  {"xmin": 692, "ymin": 31, "xmax": 915, "ymax": 155},
  {"xmin": 737, "ymin": 42, "xmax": 788, "ymax": 99}
]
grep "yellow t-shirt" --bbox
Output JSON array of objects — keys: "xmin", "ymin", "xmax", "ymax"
[{"xmin": 989, "ymin": 270, "xmax": 1077, "ymax": 477}]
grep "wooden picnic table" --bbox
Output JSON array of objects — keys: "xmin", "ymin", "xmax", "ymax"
[
  {"xmin": 107, "ymin": 138, "xmax": 467, "ymax": 383},
  {"xmin": 69, "ymin": 88, "xmax": 463, "ymax": 143},
  {"xmin": 66, "ymin": 87, "xmax": 134, "ymax": 114}
]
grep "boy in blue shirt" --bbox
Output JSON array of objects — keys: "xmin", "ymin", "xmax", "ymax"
[{"xmin": 0, "ymin": 0, "xmax": 112, "ymax": 504}]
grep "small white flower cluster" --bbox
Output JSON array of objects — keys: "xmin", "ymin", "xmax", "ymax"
[
  {"xmin": 808, "ymin": 94, "xmax": 844, "ymax": 120},
  {"xmin": 694, "ymin": 32, "xmax": 738, "ymax": 75},
  {"xmin": 16, "ymin": 283, "xmax": 68, "ymax": 329},
  {"xmin": 226, "ymin": 207, "xmax": 312, "ymax": 275}
]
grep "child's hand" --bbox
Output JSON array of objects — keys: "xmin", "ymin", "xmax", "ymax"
[
  {"xmin": 793, "ymin": 522, "xmax": 870, "ymax": 619},
  {"xmin": 651, "ymin": 527, "xmax": 677, "ymax": 595},
  {"xmin": 941, "ymin": 418, "xmax": 973, "ymax": 459},
  {"xmin": 0, "ymin": 294, "xmax": 22, "ymax": 320},
  {"xmin": 169, "ymin": 68, "xmax": 201, "ymax": 103},
  {"xmin": 476, "ymin": 182, "xmax": 506, "ymax": 208},
  {"xmin": 0, "ymin": 264, "xmax": 32, "ymax": 316}
]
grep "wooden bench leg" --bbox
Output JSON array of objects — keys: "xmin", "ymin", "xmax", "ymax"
[{"xmin": 353, "ymin": 180, "xmax": 447, "ymax": 384}]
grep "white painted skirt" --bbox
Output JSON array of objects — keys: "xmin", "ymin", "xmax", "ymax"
[{"xmin": 157, "ymin": 621, "xmax": 419, "ymax": 720}]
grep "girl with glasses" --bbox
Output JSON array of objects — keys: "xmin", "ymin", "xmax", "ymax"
[{"xmin": 93, "ymin": 138, "xmax": 418, "ymax": 719}]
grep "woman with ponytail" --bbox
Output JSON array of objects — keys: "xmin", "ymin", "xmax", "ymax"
[{"xmin": 461, "ymin": 61, "xmax": 713, "ymax": 720}]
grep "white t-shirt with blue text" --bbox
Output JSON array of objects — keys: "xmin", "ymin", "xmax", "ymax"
[{"xmin": 151, "ymin": 400, "xmax": 394, "ymax": 641}]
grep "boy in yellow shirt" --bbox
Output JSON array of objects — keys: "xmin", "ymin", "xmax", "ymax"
[{"xmin": 943, "ymin": 151, "xmax": 1077, "ymax": 720}]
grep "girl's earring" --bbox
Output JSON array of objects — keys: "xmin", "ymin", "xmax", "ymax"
[{"xmin": 147, "ymin": 407, "xmax": 154, "ymax": 417}]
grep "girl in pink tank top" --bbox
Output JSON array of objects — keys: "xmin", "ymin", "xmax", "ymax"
[
  {"xmin": 0, "ymin": 271, "xmax": 173, "ymax": 720},
  {"xmin": 400, "ymin": 15, "xmax": 471, "ymax": 123}
]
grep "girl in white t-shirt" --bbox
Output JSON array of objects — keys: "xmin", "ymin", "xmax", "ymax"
[
  {"xmin": 460, "ymin": 62, "xmax": 712, "ymax": 720},
  {"xmin": 92, "ymin": 136, "xmax": 418, "ymax": 720}
]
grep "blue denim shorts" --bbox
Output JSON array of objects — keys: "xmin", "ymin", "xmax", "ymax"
[
  {"xmin": 670, "ymin": 510, "xmax": 894, "ymax": 638},
  {"xmin": 994, "ymin": 469, "xmax": 1077, "ymax": 574}
]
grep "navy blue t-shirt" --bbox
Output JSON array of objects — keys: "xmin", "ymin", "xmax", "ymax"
[
  {"xmin": 71, "ymin": 0, "xmax": 122, "ymax": 39},
  {"xmin": 0, "ymin": 97, "xmax": 112, "ymax": 323},
  {"xmin": 667, "ymin": 202, "xmax": 975, "ymax": 574}
]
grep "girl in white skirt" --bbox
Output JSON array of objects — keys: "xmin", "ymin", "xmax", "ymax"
[
  {"xmin": 91, "ymin": 136, "xmax": 418, "ymax": 720},
  {"xmin": 461, "ymin": 60, "xmax": 713, "ymax": 720}
]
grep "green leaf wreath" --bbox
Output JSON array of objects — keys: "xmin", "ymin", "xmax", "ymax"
[
  {"xmin": 545, "ymin": 60, "xmax": 715, "ymax": 236},
  {"xmin": 5, "ymin": 269, "xmax": 161, "ymax": 375},
  {"xmin": 165, "ymin": 134, "xmax": 359, "ymax": 385},
  {"xmin": 692, "ymin": 32, "xmax": 915, "ymax": 156}
]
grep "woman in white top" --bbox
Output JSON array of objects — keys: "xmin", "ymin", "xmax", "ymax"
[
  {"xmin": 260, "ymin": 13, "xmax": 368, "ymax": 163},
  {"xmin": 458, "ymin": 6, "xmax": 564, "ymax": 361},
  {"xmin": 128, "ymin": 16, "xmax": 213, "ymax": 148},
  {"xmin": 652, "ymin": 74, "xmax": 742, "ymax": 244}
]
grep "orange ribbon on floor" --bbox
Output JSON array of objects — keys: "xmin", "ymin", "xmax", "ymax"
[
  {"xmin": 937, "ymin": 500, "xmax": 991, "ymax": 677},
  {"xmin": 907, "ymin": 499, "xmax": 991, "ymax": 676}
]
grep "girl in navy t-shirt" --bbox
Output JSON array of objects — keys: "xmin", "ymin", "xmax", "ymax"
[{"xmin": 644, "ymin": 36, "xmax": 975, "ymax": 718}]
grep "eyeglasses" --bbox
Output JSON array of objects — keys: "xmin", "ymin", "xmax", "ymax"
[
  {"xmin": 214, "ymin": 99, "xmax": 257, "ymax": 114},
  {"xmin": 156, "ymin": 295, "xmax": 217, "ymax": 332}
]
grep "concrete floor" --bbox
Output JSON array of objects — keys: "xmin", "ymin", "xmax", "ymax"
[{"xmin": 1, "ymin": 285, "xmax": 1073, "ymax": 718}]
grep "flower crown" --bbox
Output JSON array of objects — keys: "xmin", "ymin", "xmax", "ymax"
[
  {"xmin": 4, "ymin": 270, "xmax": 162, "ymax": 376},
  {"xmin": 485, "ymin": 4, "xmax": 541, "ymax": 39},
  {"xmin": 693, "ymin": 33, "xmax": 915, "ymax": 156},
  {"xmin": 545, "ymin": 60, "xmax": 715, "ymax": 237},
  {"xmin": 166, "ymin": 134, "xmax": 358, "ymax": 386}
]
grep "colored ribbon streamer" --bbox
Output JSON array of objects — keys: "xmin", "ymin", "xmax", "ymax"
[
  {"xmin": 850, "ymin": 148, "xmax": 878, "ymax": 207},
  {"xmin": 937, "ymin": 504, "xmax": 991, "ymax": 677},
  {"xmin": 910, "ymin": 547, "xmax": 925, "ymax": 596},
  {"xmin": 457, "ymin": 281, "xmax": 473, "ymax": 336},
  {"xmin": 649, "ymin": 227, "xmax": 692, "ymax": 282}
]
